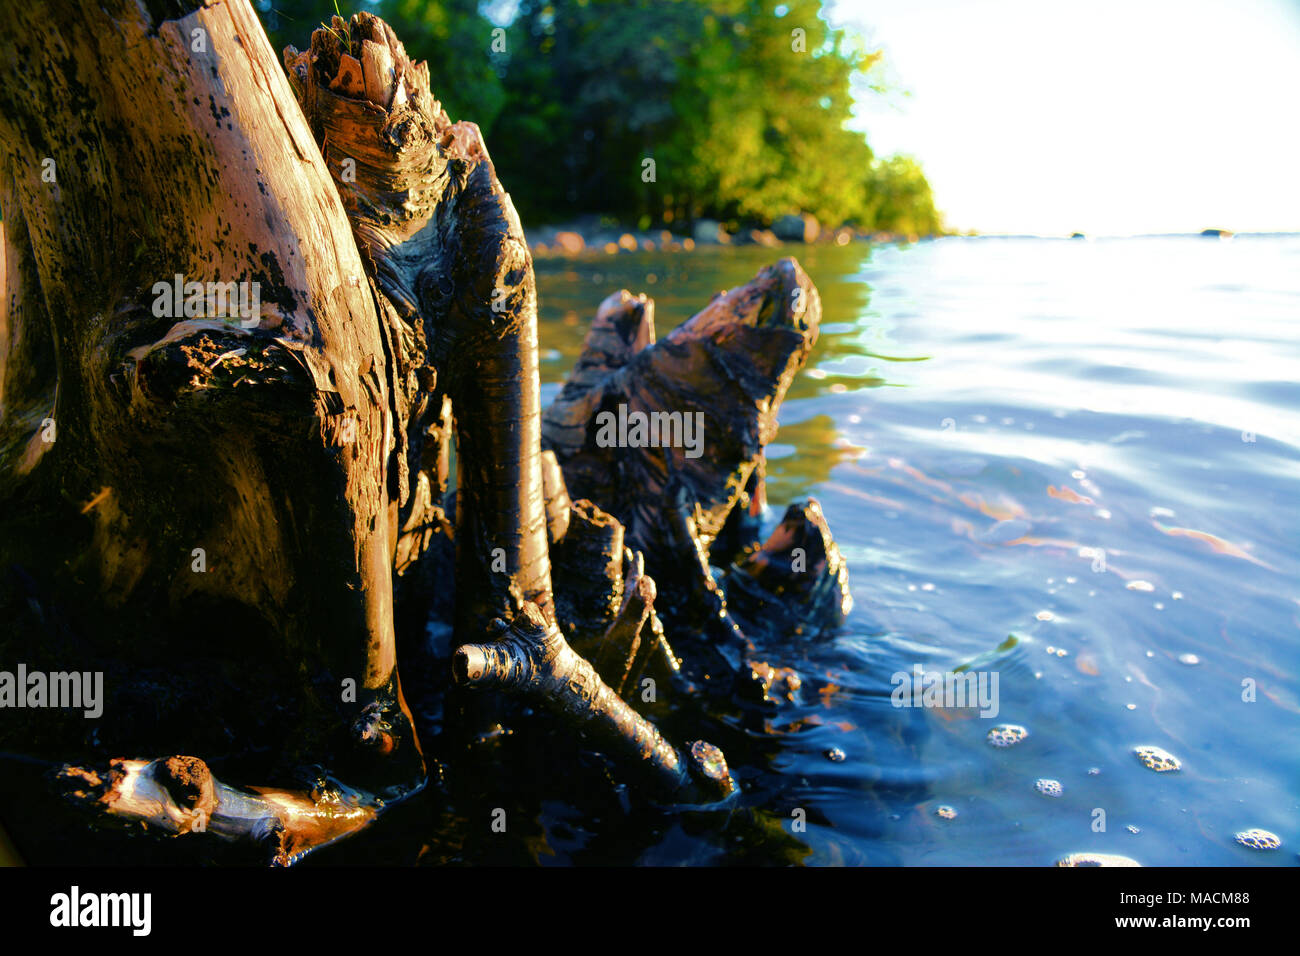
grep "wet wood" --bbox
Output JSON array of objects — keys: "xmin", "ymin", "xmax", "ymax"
[
  {"xmin": 453, "ymin": 603, "xmax": 735, "ymax": 800},
  {"xmin": 542, "ymin": 260, "xmax": 821, "ymax": 637},
  {"xmin": 0, "ymin": 0, "xmax": 424, "ymax": 854},
  {"xmin": 724, "ymin": 498, "xmax": 853, "ymax": 639},
  {"xmin": 57, "ymin": 756, "xmax": 377, "ymax": 866},
  {"xmin": 0, "ymin": 4, "xmax": 843, "ymax": 863}
]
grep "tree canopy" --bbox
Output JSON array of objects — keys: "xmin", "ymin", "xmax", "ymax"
[{"xmin": 256, "ymin": 0, "xmax": 943, "ymax": 233}]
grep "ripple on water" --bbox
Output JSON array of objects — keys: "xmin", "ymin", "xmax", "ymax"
[
  {"xmin": 825, "ymin": 747, "xmax": 846, "ymax": 763},
  {"xmin": 1134, "ymin": 745, "xmax": 1182, "ymax": 772},
  {"xmin": 1035, "ymin": 778, "xmax": 1064, "ymax": 797},
  {"xmin": 1234, "ymin": 828, "xmax": 1281, "ymax": 850},
  {"xmin": 988, "ymin": 724, "xmax": 1029, "ymax": 748}
]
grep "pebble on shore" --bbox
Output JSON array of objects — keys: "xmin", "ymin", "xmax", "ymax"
[{"xmin": 527, "ymin": 216, "xmax": 914, "ymax": 258}]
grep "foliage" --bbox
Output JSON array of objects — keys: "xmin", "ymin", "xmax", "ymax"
[{"xmin": 254, "ymin": 0, "xmax": 944, "ymax": 233}]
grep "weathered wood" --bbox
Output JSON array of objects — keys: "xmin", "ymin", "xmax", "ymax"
[
  {"xmin": 542, "ymin": 260, "xmax": 821, "ymax": 636},
  {"xmin": 0, "ymin": 0, "xmax": 424, "ymax": 851},
  {"xmin": 57, "ymin": 756, "xmax": 378, "ymax": 866},
  {"xmin": 725, "ymin": 498, "xmax": 853, "ymax": 639},
  {"xmin": 453, "ymin": 603, "xmax": 736, "ymax": 801},
  {"xmin": 286, "ymin": 11, "xmax": 554, "ymax": 635},
  {"xmin": 0, "ymin": 4, "xmax": 850, "ymax": 863}
]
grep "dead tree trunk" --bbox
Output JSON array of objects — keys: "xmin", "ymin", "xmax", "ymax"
[
  {"xmin": 0, "ymin": 0, "xmax": 428, "ymax": 848},
  {"xmin": 0, "ymin": 2, "xmax": 846, "ymax": 863}
]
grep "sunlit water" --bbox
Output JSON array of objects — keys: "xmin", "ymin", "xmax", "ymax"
[{"xmin": 518, "ymin": 236, "xmax": 1297, "ymax": 866}]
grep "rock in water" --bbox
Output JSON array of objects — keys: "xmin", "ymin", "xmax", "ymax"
[{"xmin": 773, "ymin": 213, "xmax": 820, "ymax": 243}]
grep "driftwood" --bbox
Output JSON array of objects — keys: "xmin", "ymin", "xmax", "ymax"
[
  {"xmin": 541, "ymin": 262, "xmax": 821, "ymax": 644},
  {"xmin": 0, "ymin": 3, "xmax": 849, "ymax": 864},
  {"xmin": 725, "ymin": 498, "xmax": 853, "ymax": 640},
  {"xmin": 56, "ymin": 756, "xmax": 378, "ymax": 867}
]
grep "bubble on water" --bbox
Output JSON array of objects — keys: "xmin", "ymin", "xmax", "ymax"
[
  {"xmin": 1234, "ymin": 828, "xmax": 1281, "ymax": 850},
  {"xmin": 825, "ymin": 747, "xmax": 846, "ymax": 763},
  {"xmin": 1071, "ymin": 470, "xmax": 1086, "ymax": 480},
  {"xmin": 1126, "ymin": 825, "xmax": 1141, "ymax": 834},
  {"xmin": 1087, "ymin": 767, "xmax": 1101, "ymax": 776},
  {"xmin": 1150, "ymin": 507, "xmax": 1176, "ymax": 519},
  {"xmin": 1095, "ymin": 509, "xmax": 1111, "ymax": 520},
  {"xmin": 936, "ymin": 805, "xmax": 957, "ymax": 820},
  {"xmin": 921, "ymin": 582, "xmax": 935, "ymax": 591},
  {"xmin": 1036, "ymin": 610, "xmax": 1055, "ymax": 621},
  {"xmin": 988, "ymin": 724, "xmax": 1028, "ymax": 748},
  {"xmin": 1146, "ymin": 650, "xmax": 1154, "ymax": 658},
  {"xmin": 1035, "ymin": 778, "xmax": 1063, "ymax": 797},
  {"xmin": 1178, "ymin": 653, "xmax": 1200, "ymax": 665},
  {"xmin": 1046, "ymin": 645, "xmax": 1056, "ymax": 654},
  {"xmin": 1171, "ymin": 591, "xmax": 1184, "ymax": 600},
  {"xmin": 1066, "ymin": 576, "xmax": 1078, "ymax": 584},
  {"xmin": 1127, "ymin": 580, "xmax": 1155, "ymax": 592},
  {"xmin": 1055, "ymin": 648, "xmax": 1068, "ymax": 658},
  {"xmin": 1154, "ymin": 603, "xmax": 1164, "ymax": 610},
  {"xmin": 1125, "ymin": 703, "xmax": 1137, "ymax": 711},
  {"xmin": 1134, "ymin": 745, "xmax": 1181, "ymax": 772},
  {"xmin": 848, "ymin": 414, "xmax": 862, "ymax": 424},
  {"xmin": 1057, "ymin": 852, "xmax": 1141, "ymax": 867}
]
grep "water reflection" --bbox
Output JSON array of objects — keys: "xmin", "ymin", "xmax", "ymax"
[{"xmin": 526, "ymin": 236, "xmax": 1299, "ymax": 865}]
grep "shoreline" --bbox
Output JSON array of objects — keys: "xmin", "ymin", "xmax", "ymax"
[{"xmin": 526, "ymin": 216, "xmax": 932, "ymax": 258}]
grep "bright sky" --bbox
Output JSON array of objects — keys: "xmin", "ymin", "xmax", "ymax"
[{"xmin": 829, "ymin": 0, "xmax": 1300, "ymax": 235}]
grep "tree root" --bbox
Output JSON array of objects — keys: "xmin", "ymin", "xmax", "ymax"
[
  {"xmin": 542, "ymin": 260, "xmax": 821, "ymax": 634},
  {"xmin": 453, "ymin": 604, "xmax": 735, "ymax": 802},
  {"xmin": 56, "ymin": 756, "xmax": 383, "ymax": 866},
  {"xmin": 725, "ymin": 498, "xmax": 853, "ymax": 639}
]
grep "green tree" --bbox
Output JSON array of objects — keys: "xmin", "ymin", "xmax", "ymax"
[
  {"xmin": 861, "ymin": 154, "xmax": 943, "ymax": 235},
  {"xmin": 255, "ymin": 0, "xmax": 944, "ymax": 233}
]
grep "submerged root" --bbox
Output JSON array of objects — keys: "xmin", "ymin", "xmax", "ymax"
[
  {"xmin": 56, "ymin": 756, "xmax": 386, "ymax": 866},
  {"xmin": 453, "ymin": 603, "xmax": 736, "ymax": 802}
]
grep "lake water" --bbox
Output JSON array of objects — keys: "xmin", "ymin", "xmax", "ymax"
[{"xmin": 519, "ymin": 236, "xmax": 1298, "ymax": 866}]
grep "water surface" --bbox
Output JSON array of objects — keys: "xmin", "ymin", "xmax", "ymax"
[{"xmin": 520, "ymin": 235, "xmax": 1298, "ymax": 866}]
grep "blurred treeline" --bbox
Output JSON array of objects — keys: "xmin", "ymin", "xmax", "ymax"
[{"xmin": 257, "ymin": 0, "xmax": 943, "ymax": 234}]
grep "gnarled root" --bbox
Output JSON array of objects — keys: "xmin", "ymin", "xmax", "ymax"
[
  {"xmin": 453, "ymin": 604, "xmax": 735, "ymax": 802},
  {"xmin": 542, "ymin": 260, "xmax": 821, "ymax": 638},
  {"xmin": 56, "ymin": 756, "xmax": 382, "ymax": 866},
  {"xmin": 725, "ymin": 497, "xmax": 852, "ymax": 639}
]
